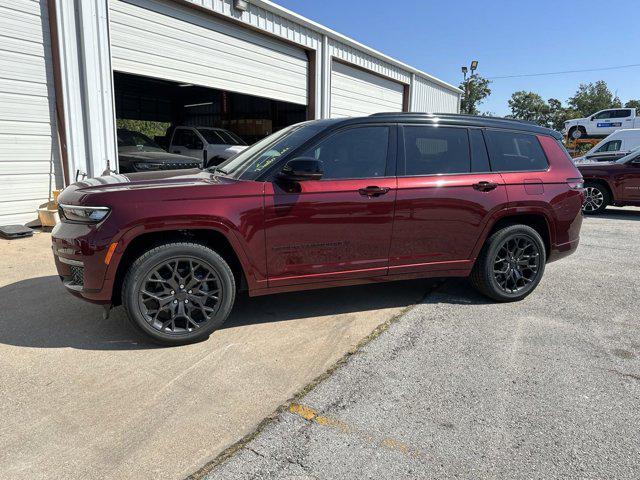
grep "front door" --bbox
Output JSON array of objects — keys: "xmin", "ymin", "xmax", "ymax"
[
  {"xmin": 170, "ymin": 128, "xmax": 204, "ymax": 161},
  {"xmin": 389, "ymin": 126, "xmax": 507, "ymax": 275},
  {"xmin": 589, "ymin": 110, "xmax": 619, "ymax": 136},
  {"xmin": 264, "ymin": 125, "xmax": 397, "ymax": 287}
]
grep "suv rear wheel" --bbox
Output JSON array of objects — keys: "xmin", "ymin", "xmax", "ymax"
[
  {"xmin": 471, "ymin": 224, "xmax": 546, "ymax": 302},
  {"xmin": 122, "ymin": 242, "xmax": 236, "ymax": 345},
  {"xmin": 582, "ymin": 182, "xmax": 610, "ymax": 214}
]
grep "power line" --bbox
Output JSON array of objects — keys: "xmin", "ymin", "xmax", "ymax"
[{"xmin": 487, "ymin": 63, "xmax": 640, "ymax": 80}]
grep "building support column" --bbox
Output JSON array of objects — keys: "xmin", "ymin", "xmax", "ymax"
[
  {"xmin": 51, "ymin": 0, "xmax": 117, "ymax": 183},
  {"xmin": 320, "ymin": 35, "xmax": 331, "ymax": 119}
]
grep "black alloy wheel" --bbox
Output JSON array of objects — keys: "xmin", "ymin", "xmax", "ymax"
[
  {"xmin": 471, "ymin": 224, "xmax": 546, "ymax": 302},
  {"xmin": 122, "ymin": 243, "xmax": 235, "ymax": 345},
  {"xmin": 491, "ymin": 235, "xmax": 541, "ymax": 295}
]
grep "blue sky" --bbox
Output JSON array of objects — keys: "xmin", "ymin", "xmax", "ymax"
[{"xmin": 275, "ymin": 0, "xmax": 640, "ymax": 115}]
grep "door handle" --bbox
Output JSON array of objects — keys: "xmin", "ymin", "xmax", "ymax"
[
  {"xmin": 358, "ymin": 186, "xmax": 390, "ymax": 197},
  {"xmin": 472, "ymin": 181, "xmax": 498, "ymax": 192}
]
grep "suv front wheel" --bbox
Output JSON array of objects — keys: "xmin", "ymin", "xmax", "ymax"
[
  {"xmin": 471, "ymin": 224, "xmax": 546, "ymax": 302},
  {"xmin": 122, "ymin": 242, "xmax": 236, "ymax": 345}
]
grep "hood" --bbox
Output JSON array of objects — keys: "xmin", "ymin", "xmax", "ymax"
[
  {"xmin": 118, "ymin": 151, "xmax": 200, "ymax": 164},
  {"xmin": 57, "ymin": 169, "xmax": 239, "ymax": 205}
]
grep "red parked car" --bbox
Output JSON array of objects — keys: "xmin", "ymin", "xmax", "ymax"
[
  {"xmin": 52, "ymin": 114, "xmax": 584, "ymax": 345},
  {"xmin": 578, "ymin": 148, "xmax": 640, "ymax": 214}
]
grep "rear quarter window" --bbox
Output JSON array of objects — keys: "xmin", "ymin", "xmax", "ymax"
[{"xmin": 484, "ymin": 130, "xmax": 549, "ymax": 172}]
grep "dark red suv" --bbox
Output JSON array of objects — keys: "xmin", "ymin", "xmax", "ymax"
[
  {"xmin": 52, "ymin": 114, "xmax": 584, "ymax": 345},
  {"xmin": 577, "ymin": 148, "xmax": 640, "ymax": 214}
]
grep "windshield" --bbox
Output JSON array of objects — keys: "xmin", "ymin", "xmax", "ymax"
[
  {"xmin": 117, "ymin": 130, "xmax": 164, "ymax": 151},
  {"xmin": 197, "ymin": 128, "xmax": 246, "ymax": 146},
  {"xmin": 616, "ymin": 145, "xmax": 640, "ymax": 163},
  {"xmin": 213, "ymin": 123, "xmax": 325, "ymax": 180}
]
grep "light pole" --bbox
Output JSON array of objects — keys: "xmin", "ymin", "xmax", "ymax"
[{"xmin": 461, "ymin": 61, "xmax": 478, "ymax": 114}]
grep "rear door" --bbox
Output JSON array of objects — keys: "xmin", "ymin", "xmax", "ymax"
[
  {"xmin": 264, "ymin": 124, "xmax": 398, "ymax": 287},
  {"xmin": 388, "ymin": 125, "xmax": 507, "ymax": 275}
]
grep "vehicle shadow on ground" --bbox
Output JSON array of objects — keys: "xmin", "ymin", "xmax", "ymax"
[
  {"xmin": 425, "ymin": 278, "xmax": 494, "ymax": 305},
  {"xmin": 593, "ymin": 208, "xmax": 640, "ymax": 222},
  {"xmin": 0, "ymin": 275, "xmax": 428, "ymax": 350}
]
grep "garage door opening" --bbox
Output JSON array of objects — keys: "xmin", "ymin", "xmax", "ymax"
[{"xmin": 113, "ymin": 71, "xmax": 307, "ymax": 172}]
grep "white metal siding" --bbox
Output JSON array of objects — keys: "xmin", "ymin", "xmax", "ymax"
[
  {"xmin": 329, "ymin": 39, "xmax": 411, "ymax": 85},
  {"xmin": 412, "ymin": 76, "xmax": 460, "ymax": 114},
  {"xmin": 0, "ymin": 0, "xmax": 61, "ymax": 225},
  {"xmin": 330, "ymin": 61, "xmax": 404, "ymax": 118},
  {"xmin": 109, "ymin": 0, "xmax": 309, "ymax": 105}
]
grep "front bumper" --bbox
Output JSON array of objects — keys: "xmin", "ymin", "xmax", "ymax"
[{"xmin": 51, "ymin": 221, "xmax": 114, "ymax": 304}]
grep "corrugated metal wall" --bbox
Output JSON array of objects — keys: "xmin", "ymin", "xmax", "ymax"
[
  {"xmin": 330, "ymin": 61, "xmax": 404, "ymax": 118},
  {"xmin": 110, "ymin": 0, "xmax": 309, "ymax": 106},
  {"xmin": 412, "ymin": 76, "xmax": 460, "ymax": 113},
  {"xmin": 0, "ymin": 0, "xmax": 61, "ymax": 225}
]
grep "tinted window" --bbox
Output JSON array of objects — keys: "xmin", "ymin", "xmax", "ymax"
[
  {"xmin": 485, "ymin": 131, "xmax": 548, "ymax": 172},
  {"xmin": 593, "ymin": 111, "xmax": 612, "ymax": 120},
  {"xmin": 198, "ymin": 129, "xmax": 226, "ymax": 145},
  {"xmin": 469, "ymin": 129, "xmax": 491, "ymax": 172},
  {"xmin": 596, "ymin": 140, "xmax": 622, "ymax": 152},
  {"xmin": 402, "ymin": 126, "xmax": 470, "ymax": 175},
  {"xmin": 611, "ymin": 109, "xmax": 632, "ymax": 119},
  {"xmin": 173, "ymin": 129, "xmax": 201, "ymax": 149},
  {"xmin": 302, "ymin": 126, "xmax": 389, "ymax": 180}
]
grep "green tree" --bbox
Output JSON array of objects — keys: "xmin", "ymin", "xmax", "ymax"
[
  {"xmin": 625, "ymin": 99, "xmax": 640, "ymax": 110},
  {"xmin": 567, "ymin": 80, "xmax": 621, "ymax": 116},
  {"xmin": 547, "ymin": 98, "xmax": 580, "ymax": 131},
  {"xmin": 459, "ymin": 74, "xmax": 491, "ymax": 115},
  {"xmin": 508, "ymin": 91, "xmax": 550, "ymax": 125}
]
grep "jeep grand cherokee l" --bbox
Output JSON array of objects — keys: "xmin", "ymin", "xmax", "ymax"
[
  {"xmin": 52, "ymin": 114, "xmax": 584, "ymax": 345},
  {"xmin": 578, "ymin": 147, "xmax": 640, "ymax": 214}
]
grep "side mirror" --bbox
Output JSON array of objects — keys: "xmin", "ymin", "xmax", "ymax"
[
  {"xmin": 277, "ymin": 158, "xmax": 323, "ymax": 182},
  {"xmin": 193, "ymin": 140, "xmax": 204, "ymax": 150}
]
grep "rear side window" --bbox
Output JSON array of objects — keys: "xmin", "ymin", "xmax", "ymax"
[
  {"xmin": 402, "ymin": 126, "xmax": 470, "ymax": 175},
  {"xmin": 484, "ymin": 131, "xmax": 548, "ymax": 172},
  {"xmin": 611, "ymin": 109, "xmax": 632, "ymax": 119}
]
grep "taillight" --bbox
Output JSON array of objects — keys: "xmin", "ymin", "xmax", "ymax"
[{"xmin": 566, "ymin": 178, "xmax": 584, "ymax": 190}]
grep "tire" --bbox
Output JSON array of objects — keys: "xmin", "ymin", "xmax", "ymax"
[
  {"xmin": 122, "ymin": 242, "xmax": 236, "ymax": 346},
  {"xmin": 569, "ymin": 127, "xmax": 584, "ymax": 140},
  {"xmin": 582, "ymin": 182, "xmax": 610, "ymax": 215},
  {"xmin": 470, "ymin": 224, "xmax": 546, "ymax": 302}
]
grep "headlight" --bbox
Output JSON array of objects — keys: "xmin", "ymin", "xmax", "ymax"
[
  {"xmin": 134, "ymin": 162, "xmax": 163, "ymax": 171},
  {"xmin": 59, "ymin": 204, "xmax": 110, "ymax": 223}
]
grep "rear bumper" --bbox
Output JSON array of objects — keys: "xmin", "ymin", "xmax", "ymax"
[{"xmin": 548, "ymin": 236, "xmax": 580, "ymax": 263}]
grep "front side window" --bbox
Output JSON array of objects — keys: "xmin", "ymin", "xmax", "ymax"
[
  {"xmin": 173, "ymin": 129, "xmax": 201, "ymax": 149},
  {"xmin": 596, "ymin": 140, "xmax": 622, "ymax": 152},
  {"xmin": 402, "ymin": 126, "xmax": 470, "ymax": 176},
  {"xmin": 484, "ymin": 130, "xmax": 548, "ymax": 172},
  {"xmin": 301, "ymin": 126, "xmax": 390, "ymax": 180},
  {"xmin": 593, "ymin": 111, "xmax": 612, "ymax": 120}
]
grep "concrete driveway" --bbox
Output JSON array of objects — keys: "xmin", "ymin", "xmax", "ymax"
[{"xmin": 0, "ymin": 232, "xmax": 426, "ymax": 479}]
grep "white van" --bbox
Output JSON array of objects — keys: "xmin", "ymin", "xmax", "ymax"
[{"xmin": 574, "ymin": 129, "xmax": 640, "ymax": 164}]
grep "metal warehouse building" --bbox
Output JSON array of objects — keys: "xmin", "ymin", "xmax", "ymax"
[{"xmin": 0, "ymin": 0, "xmax": 462, "ymax": 225}]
